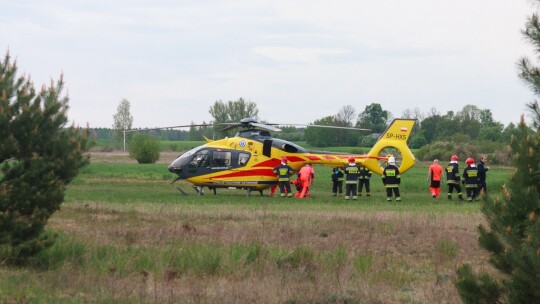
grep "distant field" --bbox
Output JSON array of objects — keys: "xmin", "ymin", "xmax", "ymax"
[{"xmin": 0, "ymin": 154, "xmax": 512, "ymax": 303}]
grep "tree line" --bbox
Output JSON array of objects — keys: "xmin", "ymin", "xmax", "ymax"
[
  {"xmin": 107, "ymin": 96, "xmax": 528, "ymax": 164},
  {"xmin": 108, "ymin": 98, "xmax": 522, "ymax": 148}
]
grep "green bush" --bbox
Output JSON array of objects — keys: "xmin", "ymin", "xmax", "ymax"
[
  {"xmin": 358, "ymin": 135, "xmax": 376, "ymax": 147},
  {"xmin": 409, "ymin": 134, "xmax": 427, "ymax": 149},
  {"xmin": 416, "ymin": 141, "xmax": 475, "ymax": 163},
  {"xmin": 128, "ymin": 134, "xmax": 160, "ymax": 164},
  {"xmin": 416, "ymin": 140, "xmax": 510, "ymax": 165}
]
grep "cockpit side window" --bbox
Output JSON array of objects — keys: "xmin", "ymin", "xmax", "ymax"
[{"xmin": 212, "ymin": 151, "xmax": 232, "ymax": 167}]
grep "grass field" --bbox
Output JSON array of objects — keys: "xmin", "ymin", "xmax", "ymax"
[{"xmin": 0, "ymin": 152, "xmax": 512, "ymax": 303}]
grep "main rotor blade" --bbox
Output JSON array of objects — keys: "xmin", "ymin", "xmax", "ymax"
[
  {"xmin": 251, "ymin": 122, "xmax": 281, "ymax": 132},
  {"xmin": 276, "ymin": 124, "xmax": 371, "ymax": 131},
  {"xmin": 218, "ymin": 123, "xmax": 241, "ymax": 132},
  {"xmin": 218, "ymin": 121, "xmax": 281, "ymax": 132},
  {"xmin": 124, "ymin": 123, "xmax": 213, "ymax": 132}
]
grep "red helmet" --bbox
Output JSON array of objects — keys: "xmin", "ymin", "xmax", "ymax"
[
  {"xmin": 348, "ymin": 156, "xmax": 355, "ymax": 163},
  {"xmin": 451, "ymin": 155, "xmax": 458, "ymax": 161},
  {"xmin": 466, "ymin": 157, "xmax": 474, "ymax": 165},
  {"xmin": 281, "ymin": 156, "xmax": 288, "ymax": 163}
]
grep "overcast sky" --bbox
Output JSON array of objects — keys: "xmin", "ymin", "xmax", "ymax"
[{"xmin": 2, "ymin": 0, "xmax": 538, "ymax": 128}]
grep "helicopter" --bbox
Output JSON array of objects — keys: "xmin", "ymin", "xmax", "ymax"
[{"xmin": 165, "ymin": 118, "xmax": 416, "ymax": 196}]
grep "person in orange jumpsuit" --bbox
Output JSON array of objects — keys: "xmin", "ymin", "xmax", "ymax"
[
  {"xmin": 428, "ymin": 159, "xmax": 444, "ymax": 198},
  {"xmin": 296, "ymin": 163, "xmax": 315, "ymax": 198},
  {"xmin": 269, "ymin": 184, "xmax": 279, "ymax": 196},
  {"xmin": 290, "ymin": 178, "xmax": 303, "ymax": 196}
]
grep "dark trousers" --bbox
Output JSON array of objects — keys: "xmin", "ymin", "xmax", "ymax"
[
  {"xmin": 448, "ymin": 183, "xmax": 462, "ymax": 195},
  {"xmin": 386, "ymin": 187, "xmax": 400, "ymax": 199},
  {"xmin": 465, "ymin": 187, "xmax": 478, "ymax": 201},
  {"xmin": 477, "ymin": 180, "xmax": 487, "ymax": 194},
  {"xmin": 332, "ymin": 181, "xmax": 343, "ymax": 194},
  {"xmin": 278, "ymin": 181, "xmax": 291, "ymax": 195},
  {"xmin": 345, "ymin": 183, "xmax": 357, "ymax": 197},
  {"xmin": 358, "ymin": 179, "xmax": 370, "ymax": 193}
]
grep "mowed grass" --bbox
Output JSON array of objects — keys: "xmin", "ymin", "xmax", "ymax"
[{"xmin": 0, "ymin": 155, "xmax": 513, "ymax": 303}]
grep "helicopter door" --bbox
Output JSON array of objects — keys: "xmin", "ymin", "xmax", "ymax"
[{"xmin": 263, "ymin": 139, "xmax": 272, "ymax": 157}]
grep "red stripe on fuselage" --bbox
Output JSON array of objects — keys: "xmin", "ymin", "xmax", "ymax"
[
  {"xmin": 285, "ymin": 156, "xmax": 304, "ymax": 162},
  {"xmin": 253, "ymin": 159, "xmax": 281, "ymax": 168}
]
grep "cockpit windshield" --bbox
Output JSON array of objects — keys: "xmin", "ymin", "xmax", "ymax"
[
  {"xmin": 170, "ymin": 147, "xmax": 205, "ymax": 169},
  {"xmin": 176, "ymin": 147, "xmax": 201, "ymax": 161}
]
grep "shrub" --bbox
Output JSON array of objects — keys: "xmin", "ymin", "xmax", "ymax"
[
  {"xmin": 409, "ymin": 134, "xmax": 427, "ymax": 149},
  {"xmin": 128, "ymin": 134, "xmax": 160, "ymax": 164},
  {"xmin": 358, "ymin": 135, "xmax": 376, "ymax": 147},
  {"xmin": 416, "ymin": 141, "xmax": 454, "ymax": 161}
]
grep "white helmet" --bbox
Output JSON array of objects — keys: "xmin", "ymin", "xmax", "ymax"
[{"xmin": 388, "ymin": 156, "xmax": 396, "ymax": 164}]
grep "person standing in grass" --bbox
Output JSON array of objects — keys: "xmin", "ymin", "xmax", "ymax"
[
  {"xmin": 382, "ymin": 156, "xmax": 401, "ymax": 202},
  {"xmin": 272, "ymin": 157, "xmax": 295, "ymax": 197},
  {"xmin": 477, "ymin": 155, "xmax": 490, "ymax": 195},
  {"xmin": 358, "ymin": 164, "xmax": 372, "ymax": 197},
  {"xmin": 427, "ymin": 159, "xmax": 444, "ymax": 199},
  {"xmin": 344, "ymin": 157, "xmax": 360, "ymax": 200},
  {"xmin": 446, "ymin": 155, "xmax": 464, "ymax": 201},
  {"xmin": 297, "ymin": 163, "xmax": 315, "ymax": 198},
  {"xmin": 331, "ymin": 166, "xmax": 344, "ymax": 196},
  {"xmin": 462, "ymin": 157, "xmax": 479, "ymax": 202}
]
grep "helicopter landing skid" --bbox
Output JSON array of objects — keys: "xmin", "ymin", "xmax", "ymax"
[
  {"xmin": 244, "ymin": 188, "xmax": 264, "ymax": 197},
  {"xmin": 193, "ymin": 186, "xmax": 204, "ymax": 195},
  {"xmin": 175, "ymin": 187, "xmax": 188, "ymax": 196}
]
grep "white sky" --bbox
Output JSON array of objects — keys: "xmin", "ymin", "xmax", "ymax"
[{"xmin": 2, "ymin": 0, "xmax": 538, "ymax": 128}]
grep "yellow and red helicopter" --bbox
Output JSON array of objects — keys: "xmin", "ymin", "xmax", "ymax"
[{"xmin": 165, "ymin": 118, "xmax": 416, "ymax": 195}]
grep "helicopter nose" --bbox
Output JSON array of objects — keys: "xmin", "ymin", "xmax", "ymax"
[{"xmin": 168, "ymin": 165, "xmax": 181, "ymax": 175}]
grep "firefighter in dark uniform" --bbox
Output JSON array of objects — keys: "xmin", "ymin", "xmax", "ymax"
[
  {"xmin": 446, "ymin": 155, "xmax": 464, "ymax": 201},
  {"xmin": 382, "ymin": 156, "xmax": 401, "ymax": 202},
  {"xmin": 272, "ymin": 156, "xmax": 295, "ymax": 197},
  {"xmin": 344, "ymin": 157, "xmax": 360, "ymax": 200},
  {"xmin": 463, "ymin": 157, "xmax": 479, "ymax": 202},
  {"xmin": 358, "ymin": 164, "xmax": 372, "ymax": 197},
  {"xmin": 331, "ymin": 166, "xmax": 344, "ymax": 196}
]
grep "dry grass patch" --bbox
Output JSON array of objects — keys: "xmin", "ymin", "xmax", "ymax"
[{"xmin": 15, "ymin": 202, "xmax": 490, "ymax": 303}]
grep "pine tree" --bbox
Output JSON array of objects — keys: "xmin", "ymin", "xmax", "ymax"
[
  {"xmin": 455, "ymin": 2, "xmax": 540, "ymax": 300},
  {"xmin": 0, "ymin": 51, "xmax": 92, "ymax": 264},
  {"xmin": 455, "ymin": 103, "xmax": 540, "ymax": 303}
]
